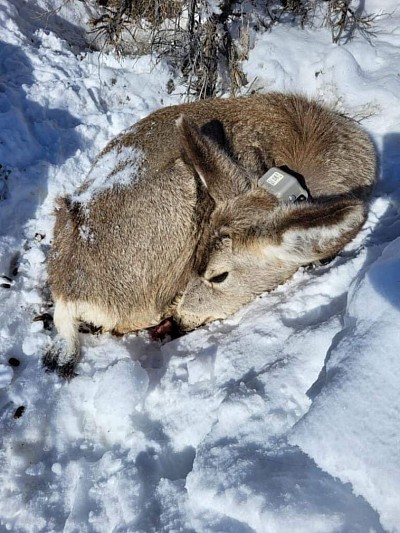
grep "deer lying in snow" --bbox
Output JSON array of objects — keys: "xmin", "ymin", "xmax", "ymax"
[{"xmin": 45, "ymin": 93, "xmax": 376, "ymax": 378}]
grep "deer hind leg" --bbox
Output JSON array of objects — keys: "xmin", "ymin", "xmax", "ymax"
[
  {"xmin": 43, "ymin": 299, "xmax": 121, "ymax": 379},
  {"xmin": 43, "ymin": 298, "xmax": 80, "ymax": 380}
]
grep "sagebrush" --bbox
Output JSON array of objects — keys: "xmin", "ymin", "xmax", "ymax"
[{"xmin": 87, "ymin": 0, "xmax": 380, "ymax": 99}]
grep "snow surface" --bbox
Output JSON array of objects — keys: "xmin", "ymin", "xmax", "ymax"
[{"xmin": 1, "ymin": 0, "xmax": 400, "ymax": 531}]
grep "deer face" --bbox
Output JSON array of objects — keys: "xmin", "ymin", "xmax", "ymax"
[{"xmin": 173, "ymin": 115, "xmax": 366, "ymax": 331}]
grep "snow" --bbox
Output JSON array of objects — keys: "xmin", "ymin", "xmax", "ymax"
[
  {"xmin": 290, "ymin": 236, "xmax": 400, "ymax": 532},
  {"xmin": 74, "ymin": 145, "xmax": 145, "ymax": 207},
  {"xmin": 0, "ymin": 0, "xmax": 400, "ymax": 531}
]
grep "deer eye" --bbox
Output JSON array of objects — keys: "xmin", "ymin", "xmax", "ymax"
[{"xmin": 209, "ymin": 272, "xmax": 229, "ymax": 284}]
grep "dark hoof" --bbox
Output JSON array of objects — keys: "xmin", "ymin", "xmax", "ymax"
[
  {"xmin": 33, "ymin": 313, "xmax": 53, "ymax": 331},
  {"xmin": 42, "ymin": 337, "xmax": 79, "ymax": 380},
  {"xmin": 42, "ymin": 353, "xmax": 78, "ymax": 381},
  {"xmin": 56, "ymin": 362, "xmax": 78, "ymax": 380},
  {"xmin": 42, "ymin": 350, "xmax": 60, "ymax": 373},
  {"xmin": 79, "ymin": 322, "xmax": 102, "ymax": 335}
]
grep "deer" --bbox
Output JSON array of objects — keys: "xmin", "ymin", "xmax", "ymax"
[{"xmin": 45, "ymin": 92, "xmax": 377, "ymax": 378}]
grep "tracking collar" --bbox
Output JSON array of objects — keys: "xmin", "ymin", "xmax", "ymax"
[
  {"xmin": 258, "ymin": 167, "xmax": 309, "ymax": 203},
  {"xmin": 258, "ymin": 168, "xmax": 332, "ymax": 268}
]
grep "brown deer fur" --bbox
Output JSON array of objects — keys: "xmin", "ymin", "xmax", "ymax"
[{"xmin": 45, "ymin": 93, "xmax": 376, "ymax": 378}]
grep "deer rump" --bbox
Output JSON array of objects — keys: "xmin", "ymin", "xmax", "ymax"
[{"xmin": 46, "ymin": 92, "xmax": 377, "ymax": 378}]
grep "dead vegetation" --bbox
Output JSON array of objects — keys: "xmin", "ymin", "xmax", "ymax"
[
  {"xmin": 325, "ymin": 0, "xmax": 381, "ymax": 44},
  {"xmin": 85, "ymin": 0, "xmax": 382, "ymax": 99}
]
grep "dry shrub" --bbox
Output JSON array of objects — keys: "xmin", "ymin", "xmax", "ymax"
[
  {"xmin": 89, "ymin": 0, "xmax": 182, "ymax": 55},
  {"xmin": 96, "ymin": 0, "xmax": 182, "ymax": 26},
  {"xmin": 324, "ymin": 0, "xmax": 380, "ymax": 44},
  {"xmin": 87, "ymin": 0, "xmax": 381, "ymax": 99},
  {"xmin": 152, "ymin": 0, "xmax": 250, "ymax": 99},
  {"xmin": 90, "ymin": 0, "xmax": 250, "ymax": 99}
]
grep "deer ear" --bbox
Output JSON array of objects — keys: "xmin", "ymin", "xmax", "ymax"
[
  {"xmin": 261, "ymin": 199, "xmax": 367, "ymax": 265},
  {"xmin": 176, "ymin": 114, "xmax": 250, "ymax": 202}
]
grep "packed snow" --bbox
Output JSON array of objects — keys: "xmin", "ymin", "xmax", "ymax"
[{"xmin": 0, "ymin": 0, "xmax": 399, "ymax": 531}]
